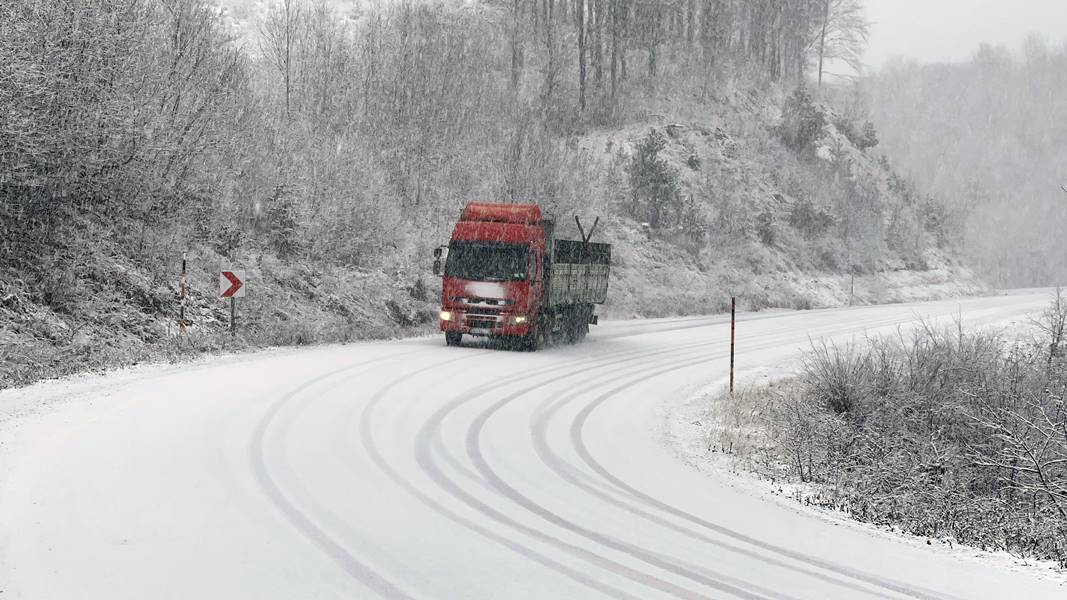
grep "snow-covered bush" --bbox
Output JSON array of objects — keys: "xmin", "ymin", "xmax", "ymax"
[
  {"xmin": 750, "ymin": 292, "xmax": 1067, "ymax": 566},
  {"xmin": 778, "ymin": 84, "xmax": 827, "ymax": 152}
]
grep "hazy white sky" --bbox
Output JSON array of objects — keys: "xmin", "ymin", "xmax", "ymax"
[{"xmin": 864, "ymin": 0, "xmax": 1067, "ymax": 69}]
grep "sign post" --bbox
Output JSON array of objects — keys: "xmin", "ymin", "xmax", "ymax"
[
  {"xmin": 179, "ymin": 253, "xmax": 187, "ymax": 337},
  {"xmin": 730, "ymin": 296, "xmax": 736, "ymax": 395},
  {"xmin": 220, "ymin": 270, "xmax": 246, "ymax": 338}
]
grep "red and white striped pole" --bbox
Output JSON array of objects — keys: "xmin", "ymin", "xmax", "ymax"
[
  {"xmin": 730, "ymin": 297, "xmax": 736, "ymax": 395},
  {"xmin": 179, "ymin": 253, "xmax": 187, "ymax": 337}
]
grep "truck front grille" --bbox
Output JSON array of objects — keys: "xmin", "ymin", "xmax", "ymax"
[
  {"xmin": 466, "ymin": 308, "xmax": 501, "ymax": 317},
  {"xmin": 465, "ymin": 315, "xmax": 499, "ymax": 330}
]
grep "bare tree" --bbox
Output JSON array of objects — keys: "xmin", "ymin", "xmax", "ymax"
[
  {"xmin": 575, "ymin": 0, "xmax": 587, "ymax": 110},
  {"xmin": 540, "ymin": 0, "xmax": 560, "ymax": 108},
  {"xmin": 259, "ymin": 0, "xmax": 303, "ymax": 118},
  {"xmin": 509, "ymin": 0, "xmax": 524, "ymax": 90},
  {"xmin": 1032, "ymin": 288, "xmax": 1067, "ymax": 364},
  {"xmin": 609, "ymin": 0, "xmax": 619, "ymax": 97},
  {"xmin": 156, "ymin": 0, "xmax": 249, "ymax": 193},
  {"xmin": 972, "ymin": 394, "xmax": 1067, "ymax": 523},
  {"xmin": 814, "ymin": 0, "xmax": 868, "ymax": 87},
  {"xmin": 632, "ymin": 0, "xmax": 667, "ymax": 78}
]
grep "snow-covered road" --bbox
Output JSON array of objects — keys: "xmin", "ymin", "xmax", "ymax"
[{"xmin": 1, "ymin": 292, "xmax": 1063, "ymax": 599}]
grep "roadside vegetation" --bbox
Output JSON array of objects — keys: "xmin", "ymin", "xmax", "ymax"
[
  {"xmin": 1, "ymin": 0, "xmax": 973, "ymax": 388},
  {"xmin": 710, "ymin": 291, "xmax": 1067, "ymax": 568}
]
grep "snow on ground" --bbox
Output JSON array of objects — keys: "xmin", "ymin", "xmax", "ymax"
[
  {"xmin": 659, "ymin": 292, "xmax": 1067, "ymax": 589},
  {"xmin": 2, "ymin": 292, "xmax": 1064, "ymax": 599}
]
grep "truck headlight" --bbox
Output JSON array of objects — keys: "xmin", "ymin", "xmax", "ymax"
[
  {"xmin": 510, "ymin": 315, "xmax": 528, "ymax": 325},
  {"xmin": 440, "ymin": 310, "xmax": 453, "ymax": 322}
]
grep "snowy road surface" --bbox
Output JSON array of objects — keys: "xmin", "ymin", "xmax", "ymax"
[{"xmin": 1, "ymin": 292, "xmax": 1063, "ymax": 599}]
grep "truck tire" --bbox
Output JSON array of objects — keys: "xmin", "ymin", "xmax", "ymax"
[
  {"xmin": 445, "ymin": 332, "xmax": 462, "ymax": 347},
  {"xmin": 562, "ymin": 309, "xmax": 584, "ymax": 344},
  {"xmin": 523, "ymin": 319, "xmax": 547, "ymax": 351},
  {"xmin": 575, "ymin": 305, "xmax": 592, "ymax": 342},
  {"xmin": 563, "ymin": 320, "xmax": 579, "ymax": 344}
]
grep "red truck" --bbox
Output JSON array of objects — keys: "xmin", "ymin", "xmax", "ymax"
[{"xmin": 433, "ymin": 202, "xmax": 611, "ymax": 350}]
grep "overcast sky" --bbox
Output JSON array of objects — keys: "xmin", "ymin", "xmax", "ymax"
[{"xmin": 864, "ymin": 0, "xmax": 1067, "ymax": 69}]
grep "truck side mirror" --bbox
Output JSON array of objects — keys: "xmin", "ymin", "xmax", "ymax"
[{"xmin": 432, "ymin": 259, "xmax": 442, "ymax": 276}]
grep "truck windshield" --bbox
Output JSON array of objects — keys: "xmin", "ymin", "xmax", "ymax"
[{"xmin": 445, "ymin": 242, "xmax": 529, "ymax": 282}]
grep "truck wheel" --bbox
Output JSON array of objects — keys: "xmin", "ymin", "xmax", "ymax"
[
  {"xmin": 445, "ymin": 332, "xmax": 462, "ymax": 347},
  {"xmin": 524, "ymin": 322, "xmax": 546, "ymax": 351},
  {"xmin": 563, "ymin": 312, "xmax": 582, "ymax": 344},
  {"xmin": 562, "ymin": 321, "xmax": 577, "ymax": 344},
  {"xmin": 574, "ymin": 306, "xmax": 592, "ymax": 342}
]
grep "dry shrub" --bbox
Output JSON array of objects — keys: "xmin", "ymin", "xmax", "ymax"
[
  {"xmin": 705, "ymin": 385, "xmax": 766, "ymax": 456},
  {"xmin": 760, "ymin": 382, "xmax": 853, "ymax": 483},
  {"xmin": 802, "ymin": 341, "xmax": 871, "ymax": 415},
  {"xmin": 743, "ymin": 293, "xmax": 1067, "ymax": 567}
]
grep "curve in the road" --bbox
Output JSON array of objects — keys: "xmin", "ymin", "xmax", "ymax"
[
  {"xmin": 529, "ymin": 379, "xmax": 906, "ymax": 600},
  {"xmin": 568, "ymin": 358, "xmax": 959, "ymax": 600},
  {"xmin": 250, "ymin": 299, "xmax": 1031, "ymax": 600},
  {"xmin": 462, "ymin": 346, "xmax": 807, "ymax": 600},
  {"xmin": 458, "ymin": 325, "xmax": 879, "ymax": 597},
  {"xmin": 413, "ymin": 343, "xmax": 725, "ymax": 599},
  {"xmin": 451, "ymin": 312, "xmax": 964, "ymax": 600},
  {"xmin": 549, "ymin": 316, "xmax": 964, "ymax": 600}
]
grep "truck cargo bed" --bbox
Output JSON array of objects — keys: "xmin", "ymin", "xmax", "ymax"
[{"xmin": 547, "ymin": 240, "xmax": 611, "ymax": 306}]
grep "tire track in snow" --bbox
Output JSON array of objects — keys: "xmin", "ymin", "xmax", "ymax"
[
  {"xmin": 525, "ymin": 317, "xmax": 954, "ymax": 599},
  {"xmin": 250, "ymin": 348, "xmax": 425, "ymax": 600},
  {"xmin": 413, "ymin": 342, "xmax": 722, "ymax": 599},
  {"xmin": 568, "ymin": 365, "xmax": 962, "ymax": 600},
  {"xmin": 459, "ymin": 317, "xmax": 918, "ymax": 598},
  {"xmin": 457, "ymin": 311, "xmax": 963, "ymax": 599},
  {"xmin": 462, "ymin": 341, "xmax": 803, "ymax": 600},
  {"xmin": 352, "ymin": 350, "xmax": 648, "ymax": 600},
  {"xmin": 529, "ymin": 382, "xmax": 905, "ymax": 600},
  {"xmin": 250, "ymin": 303, "xmax": 980, "ymax": 599}
]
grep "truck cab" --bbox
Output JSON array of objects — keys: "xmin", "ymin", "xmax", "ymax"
[
  {"xmin": 436, "ymin": 203, "xmax": 546, "ymax": 347},
  {"xmin": 434, "ymin": 202, "xmax": 610, "ymax": 350}
]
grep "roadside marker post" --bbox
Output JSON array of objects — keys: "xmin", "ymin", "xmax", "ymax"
[
  {"xmin": 730, "ymin": 297, "xmax": 736, "ymax": 395},
  {"xmin": 179, "ymin": 253, "xmax": 187, "ymax": 337},
  {"xmin": 220, "ymin": 270, "xmax": 246, "ymax": 338}
]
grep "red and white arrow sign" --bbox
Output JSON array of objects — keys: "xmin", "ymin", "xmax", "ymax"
[{"xmin": 219, "ymin": 270, "xmax": 246, "ymax": 298}]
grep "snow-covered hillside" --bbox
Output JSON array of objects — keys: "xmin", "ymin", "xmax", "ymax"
[{"xmin": 1, "ymin": 0, "xmax": 979, "ymax": 389}]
